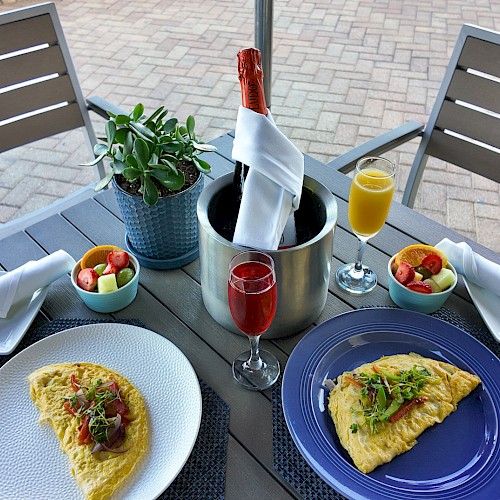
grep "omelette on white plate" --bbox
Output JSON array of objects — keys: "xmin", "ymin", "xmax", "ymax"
[
  {"xmin": 328, "ymin": 353, "xmax": 481, "ymax": 473},
  {"xmin": 29, "ymin": 362, "xmax": 148, "ymax": 499}
]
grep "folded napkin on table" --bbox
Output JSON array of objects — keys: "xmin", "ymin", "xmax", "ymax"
[
  {"xmin": 232, "ymin": 106, "xmax": 304, "ymax": 250},
  {"xmin": 436, "ymin": 238, "xmax": 500, "ymax": 297},
  {"xmin": 0, "ymin": 250, "xmax": 76, "ymax": 318}
]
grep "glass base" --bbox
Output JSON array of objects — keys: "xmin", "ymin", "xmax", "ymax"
[
  {"xmin": 336, "ymin": 262, "xmax": 377, "ymax": 294},
  {"xmin": 232, "ymin": 349, "xmax": 280, "ymax": 391}
]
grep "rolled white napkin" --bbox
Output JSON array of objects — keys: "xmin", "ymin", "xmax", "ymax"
[
  {"xmin": 232, "ymin": 106, "xmax": 304, "ymax": 250},
  {"xmin": 436, "ymin": 238, "xmax": 500, "ymax": 297},
  {"xmin": 0, "ymin": 250, "xmax": 76, "ymax": 318}
]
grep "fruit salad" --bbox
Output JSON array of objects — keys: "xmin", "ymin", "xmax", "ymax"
[
  {"xmin": 391, "ymin": 244, "xmax": 455, "ymax": 294},
  {"xmin": 76, "ymin": 246, "xmax": 135, "ymax": 293}
]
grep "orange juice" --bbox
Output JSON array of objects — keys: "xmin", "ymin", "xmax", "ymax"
[{"xmin": 348, "ymin": 168, "xmax": 395, "ymax": 238}]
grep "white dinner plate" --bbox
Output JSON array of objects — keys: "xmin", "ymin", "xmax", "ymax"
[
  {"xmin": 0, "ymin": 270, "xmax": 49, "ymax": 354},
  {"xmin": 464, "ymin": 277, "xmax": 500, "ymax": 342},
  {"xmin": 0, "ymin": 323, "xmax": 202, "ymax": 499}
]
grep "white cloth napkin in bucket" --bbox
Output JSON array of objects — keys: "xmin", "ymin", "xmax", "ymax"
[
  {"xmin": 0, "ymin": 250, "xmax": 76, "ymax": 318},
  {"xmin": 231, "ymin": 106, "xmax": 304, "ymax": 250},
  {"xmin": 436, "ymin": 238, "xmax": 500, "ymax": 297}
]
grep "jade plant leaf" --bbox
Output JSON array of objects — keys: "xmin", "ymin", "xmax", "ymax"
[
  {"xmin": 152, "ymin": 168, "xmax": 185, "ymax": 191},
  {"xmin": 134, "ymin": 138, "xmax": 150, "ymax": 170},
  {"xmin": 163, "ymin": 118, "xmax": 178, "ymax": 134},
  {"xmin": 132, "ymin": 103, "xmax": 144, "ymax": 122},
  {"xmin": 143, "ymin": 176, "xmax": 159, "ymax": 206},
  {"xmin": 105, "ymin": 121, "xmax": 116, "ymax": 148},
  {"xmin": 192, "ymin": 157, "xmax": 211, "ymax": 174},
  {"xmin": 94, "ymin": 171, "xmax": 114, "ymax": 191},
  {"xmin": 186, "ymin": 115, "xmax": 195, "ymax": 137},
  {"xmin": 122, "ymin": 167, "xmax": 142, "ymax": 181}
]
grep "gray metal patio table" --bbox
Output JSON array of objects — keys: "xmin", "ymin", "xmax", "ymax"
[{"xmin": 0, "ymin": 131, "xmax": 498, "ymax": 499}]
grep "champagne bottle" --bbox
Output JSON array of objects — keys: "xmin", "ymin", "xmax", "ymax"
[
  {"xmin": 233, "ymin": 48, "xmax": 267, "ymax": 200},
  {"xmin": 233, "ymin": 48, "xmax": 297, "ymax": 248}
]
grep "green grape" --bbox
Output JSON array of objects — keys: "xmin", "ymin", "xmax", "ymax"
[
  {"xmin": 415, "ymin": 266, "xmax": 432, "ymax": 280},
  {"xmin": 117, "ymin": 267, "xmax": 135, "ymax": 287},
  {"xmin": 94, "ymin": 263, "xmax": 107, "ymax": 276}
]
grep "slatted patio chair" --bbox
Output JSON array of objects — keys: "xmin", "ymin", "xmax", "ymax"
[
  {"xmin": 0, "ymin": 2, "xmax": 123, "ymax": 234},
  {"xmin": 328, "ymin": 24, "xmax": 500, "ymax": 208}
]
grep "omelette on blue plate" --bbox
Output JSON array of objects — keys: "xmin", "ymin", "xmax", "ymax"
[
  {"xmin": 328, "ymin": 353, "xmax": 481, "ymax": 473},
  {"xmin": 29, "ymin": 362, "xmax": 148, "ymax": 499}
]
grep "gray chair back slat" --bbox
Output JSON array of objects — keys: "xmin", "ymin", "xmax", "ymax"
[
  {"xmin": 447, "ymin": 70, "xmax": 500, "ymax": 115},
  {"xmin": 434, "ymin": 100, "xmax": 499, "ymax": 152},
  {"xmin": 0, "ymin": 45, "xmax": 67, "ymax": 88},
  {"xmin": 0, "ymin": 3, "xmax": 104, "ymax": 178},
  {"xmin": 0, "ymin": 12, "xmax": 57, "ymax": 53},
  {"xmin": 402, "ymin": 24, "xmax": 500, "ymax": 207},
  {"xmin": 0, "ymin": 75, "xmax": 80, "ymax": 122},
  {"xmin": 0, "ymin": 103, "xmax": 85, "ymax": 152},
  {"xmin": 427, "ymin": 130, "xmax": 500, "ymax": 183},
  {"xmin": 457, "ymin": 36, "xmax": 500, "ymax": 79}
]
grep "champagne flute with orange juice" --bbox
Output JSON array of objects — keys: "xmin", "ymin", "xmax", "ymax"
[{"xmin": 336, "ymin": 157, "xmax": 396, "ymax": 294}]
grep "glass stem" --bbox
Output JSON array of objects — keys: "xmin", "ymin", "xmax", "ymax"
[
  {"xmin": 247, "ymin": 335, "xmax": 263, "ymax": 370},
  {"xmin": 354, "ymin": 239, "xmax": 367, "ymax": 272}
]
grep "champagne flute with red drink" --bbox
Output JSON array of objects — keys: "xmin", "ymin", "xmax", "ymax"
[{"xmin": 228, "ymin": 250, "xmax": 280, "ymax": 390}]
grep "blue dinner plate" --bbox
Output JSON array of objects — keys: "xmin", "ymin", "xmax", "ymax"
[{"xmin": 282, "ymin": 308, "xmax": 500, "ymax": 500}]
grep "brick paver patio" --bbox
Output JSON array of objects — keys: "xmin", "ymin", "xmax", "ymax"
[{"xmin": 1, "ymin": 0, "xmax": 499, "ymax": 251}]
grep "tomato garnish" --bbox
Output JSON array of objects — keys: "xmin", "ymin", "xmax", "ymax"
[
  {"xmin": 345, "ymin": 376, "xmax": 364, "ymax": 388},
  {"xmin": 64, "ymin": 401, "xmax": 78, "ymax": 416},
  {"xmin": 388, "ymin": 396, "xmax": 428, "ymax": 423},
  {"xmin": 113, "ymin": 398, "xmax": 128, "ymax": 416},
  {"xmin": 70, "ymin": 374, "xmax": 81, "ymax": 392},
  {"xmin": 78, "ymin": 415, "xmax": 92, "ymax": 445}
]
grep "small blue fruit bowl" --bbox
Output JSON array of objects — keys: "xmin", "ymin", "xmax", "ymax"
[
  {"xmin": 71, "ymin": 253, "xmax": 140, "ymax": 313},
  {"xmin": 388, "ymin": 254, "xmax": 457, "ymax": 314}
]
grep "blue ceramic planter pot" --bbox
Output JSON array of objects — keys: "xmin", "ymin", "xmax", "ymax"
[{"xmin": 113, "ymin": 174, "xmax": 204, "ymax": 269}]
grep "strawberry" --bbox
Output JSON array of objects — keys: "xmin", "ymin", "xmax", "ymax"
[
  {"xmin": 106, "ymin": 251, "xmax": 129, "ymax": 271},
  {"xmin": 102, "ymin": 263, "xmax": 119, "ymax": 275},
  {"xmin": 421, "ymin": 254, "xmax": 443, "ymax": 274},
  {"xmin": 406, "ymin": 281, "xmax": 433, "ymax": 294},
  {"xmin": 395, "ymin": 261, "xmax": 415, "ymax": 285},
  {"xmin": 77, "ymin": 268, "xmax": 99, "ymax": 291}
]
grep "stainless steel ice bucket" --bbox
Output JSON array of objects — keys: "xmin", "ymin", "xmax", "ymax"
[{"xmin": 197, "ymin": 173, "xmax": 337, "ymax": 339}]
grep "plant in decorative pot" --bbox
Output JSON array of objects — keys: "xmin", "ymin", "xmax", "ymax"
[{"xmin": 84, "ymin": 103, "xmax": 217, "ymax": 269}]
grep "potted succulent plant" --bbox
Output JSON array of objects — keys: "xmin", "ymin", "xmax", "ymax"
[{"xmin": 84, "ymin": 103, "xmax": 217, "ymax": 269}]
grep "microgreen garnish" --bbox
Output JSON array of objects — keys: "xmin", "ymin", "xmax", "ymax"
[
  {"xmin": 64, "ymin": 376, "xmax": 129, "ymax": 451},
  {"xmin": 349, "ymin": 365, "xmax": 435, "ymax": 434}
]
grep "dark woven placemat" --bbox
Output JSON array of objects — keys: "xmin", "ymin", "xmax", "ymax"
[
  {"xmin": 272, "ymin": 377, "xmax": 345, "ymax": 500},
  {"xmin": 1, "ymin": 318, "xmax": 229, "ymax": 500},
  {"xmin": 272, "ymin": 306, "xmax": 498, "ymax": 500}
]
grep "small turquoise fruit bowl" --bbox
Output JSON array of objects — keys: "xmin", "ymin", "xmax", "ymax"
[
  {"xmin": 71, "ymin": 253, "xmax": 140, "ymax": 313},
  {"xmin": 388, "ymin": 255, "xmax": 457, "ymax": 314}
]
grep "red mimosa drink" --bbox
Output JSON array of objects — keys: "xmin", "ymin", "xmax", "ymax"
[
  {"xmin": 228, "ymin": 261, "xmax": 277, "ymax": 335},
  {"xmin": 228, "ymin": 250, "xmax": 280, "ymax": 390}
]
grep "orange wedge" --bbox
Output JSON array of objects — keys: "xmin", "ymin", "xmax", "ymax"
[
  {"xmin": 80, "ymin": 244, "xmax": 123, "ymax": 269},
  {"xmin": 395, "ymin": 244, "xmax": 448, "ymax": 268}
]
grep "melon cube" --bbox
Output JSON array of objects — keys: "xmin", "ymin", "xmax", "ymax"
[
  {"xmin": 424, "ymin": 278, "xmax": 442, "ymax": 293},
  {"xmin": 430, "ymin": 268, "xmax": 455, "ymax": 291},
  {"xmin": 98, "ymin": 274, "xmax": 118, "ymax": 293},
  {"xmin": 414, "ymin": 271, "xmax": 424, "ymax": 282}
]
